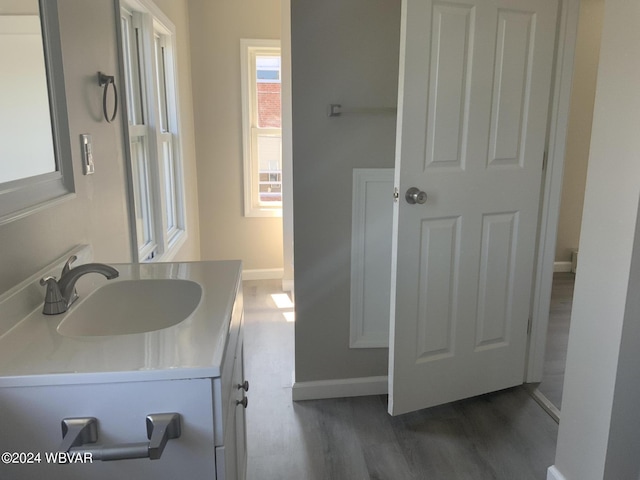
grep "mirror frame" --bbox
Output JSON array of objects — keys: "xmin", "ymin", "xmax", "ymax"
[{"xmin": 0, "ymin": 0, "xmax": 74, "ymax": 225}]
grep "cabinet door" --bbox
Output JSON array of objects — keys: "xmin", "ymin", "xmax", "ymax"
[
  {"xmin": 234, "ymin": 342, "xmax": 247, "ymax": 480},
  {"xmin": 216, "ymin": 336, "xmax": 247, "ymax": 480}
]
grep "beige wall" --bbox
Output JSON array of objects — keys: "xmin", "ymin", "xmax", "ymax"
[
  {"xmin": 0, "ymin": 0, "xmax": 201, "ymax": 296},
  {"xmin": 555, "ymin": 0, "xmax": 604, "ymax": 262},
  {"xmin": 188, "ymin": 0, "xmax": 283, "ymax": 271},
  {"xmin": 0, "ymin": 0, "xmax": 38, "ymax": 14},
  {"xmin": 291, "ymin": 0, "xmax": 400, "ymax": 382}
]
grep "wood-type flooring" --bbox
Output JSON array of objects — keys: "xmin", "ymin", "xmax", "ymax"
[{"xmin": 244, "ymin": 280, "xmax": 558, "ymax": 480}]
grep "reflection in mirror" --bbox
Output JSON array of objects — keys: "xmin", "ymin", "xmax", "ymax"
[
  {"xmin": 0, "ymin": 0, "xmax": 74, "ymax": 225},
  {"xmin": 0, "ymin": 1, "xmax": 56, "ymax": 183}
]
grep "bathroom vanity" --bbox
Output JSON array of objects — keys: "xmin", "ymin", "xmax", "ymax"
[{"xmin": 0, "ymin": 253, "xmax": 247, "ymax": 480}]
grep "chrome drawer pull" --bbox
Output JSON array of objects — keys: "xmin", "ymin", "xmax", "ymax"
[
  {"xmin": 237, "ymin": 380, "xmax": 249, "ymax": 392},
  {"xmin": 59, "ymin": 413, "xmax": 181, "ymax": 461},
  {"xmin": 236, "ymin": 397, "xmax": 248, "ymax": 408},
  {"xmin": 59, "ymin": 417, "xmax": 98, "ymax": 453}
]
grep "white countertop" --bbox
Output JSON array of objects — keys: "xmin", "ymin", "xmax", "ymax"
[{"xmin": 0, "ymin": 260, "xmax": 242, "ymax": 387}]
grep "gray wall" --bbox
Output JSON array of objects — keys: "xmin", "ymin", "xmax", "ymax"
[
  {"xmin": 291, "ymin": 0, "xmax": 400, "ymax": 382},
  {"xmin": 0, "ymin": 0, "xmax": 201, "ymax": 295}
]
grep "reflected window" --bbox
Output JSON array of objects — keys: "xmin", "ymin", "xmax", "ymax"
[{"xmin": 0, "ymin": 14, "xmax": 55, "ymax": 182}]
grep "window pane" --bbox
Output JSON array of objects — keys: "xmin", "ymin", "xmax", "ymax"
[
  {"xmin": 256, "ymin": 55, "xmax": 281, "ymax": 128},
  {"xmin": 130, "ymin": 136, "xmax": 155, "ymax": 250},
  {"xmin": 133, "ymin": 26, "xmax": 145, "ymax": 124},
  {"xmin": 120, "ymin": 13, "xmax": 146, "ymax": 126},
  {"xmin": 154, "ymin": 35, "xmax": 170, "ymax": 133},
  {"xmin": 257, "ymin": 70, "xmax": 279, "ymax": 81},
  {"xmin": 121, "ymin": 14, "xmax": 140, "ymax": 125},
  {"xmin": 256, "ymin": 134, "xmax": 282, "ymax": 203},
  {"xmin": 161, "ymin": 137, "xmax": 178, "ymax": 235},
  {"xmin": 256, "ymin": 56, "xmax": 280, "ymax": 83}
]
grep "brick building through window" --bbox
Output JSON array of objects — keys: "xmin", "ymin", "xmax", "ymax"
[{"xmin": 255, "ymin": 56, "xmax": 281, "ymax": 204}]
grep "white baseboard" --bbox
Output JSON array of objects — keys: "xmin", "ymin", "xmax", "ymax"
[
  {"xmin": 547, "ymin": 466, "xmax": 567, "ymax": 480},
  {"xmin": 281, "ymin": 278, "xmax": 294, "ymax": 293},
  {"xmin": 527, "ymin": 387, "xmax": 560, "ymax": 424},
  {"xmin": 292, "ymin": 375, "xmax": 388, "ymax": 401},
  {"xmin": 242, "ymin": 268, "xmax": 284, "ymax": 281},
  {"xmin": 554, "ymin": 261, "xmax": 572, "ymax": 272}
]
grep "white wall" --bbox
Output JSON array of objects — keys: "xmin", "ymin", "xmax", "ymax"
[
  {"xmin": 603, "ymin": 211, "xmax": 640, "ymax": 479},
  {"xmin": 188, "ymin": 0, "xmax": 283, "ymax": 272},
  {"xmin": 554, "ymin": 0, "xmax": 604, "ymax": 263},
  {"xmin": 291, "ymin": 0, "xmax": 400, "ymax": 382},
  {"xmin": 552, "ymin": 0, "xmax": 640, "ymax": 477}
]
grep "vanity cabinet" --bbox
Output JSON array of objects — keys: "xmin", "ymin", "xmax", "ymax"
[
  {"xmin": 214, "ymin": 286, "xmax": 248, "ymax": 480},
  {"xmin": 0, "ymin": 259, "xmax": 247, "ymax": 480},
  {"xmin": 216, "ymin": 329, "xmax": 248, "ymax": 480}
]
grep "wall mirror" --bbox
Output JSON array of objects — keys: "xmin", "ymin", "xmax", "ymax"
[{"xmin": 0, "ymin": 0, "xmax": 73, "ymax": 225}]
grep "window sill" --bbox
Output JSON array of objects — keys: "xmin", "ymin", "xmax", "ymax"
[
  {"xmin": 244, "ymin": 208, "xmax": 282, "ymax": 218},
  {"xmin": 143, "ymin": 230, "xmax": 188, "ymax": 263}
]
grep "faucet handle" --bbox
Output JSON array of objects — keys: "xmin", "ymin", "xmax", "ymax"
[
  {"xmin": 40, "ymin": 275, "xmax": 57, "ymax": 286},
  {"xmin": 62, "ymin": 255, "xmax": 78, "ymax": 276},
  {"xmin": 61, "ymin": 255, "xmax": 79, "ymax": 307}
]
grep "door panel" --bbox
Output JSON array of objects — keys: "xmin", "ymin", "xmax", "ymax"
[
  {"xmin": 475, "ymin": 211, "xmax": 518, "ymax": 349},
  {"xmin": 488, "ymin": 10, "xmax": 536, "ymax": 167},
  {"xmin": 416, "ymin": 216, "xmax": 460, "ymax": 360},
  {"xmin": 389, "ymin": 0, "xmax": 558, "ymax": 415},
  {"xmin": 425, "ymin": 4, "xmax": 474, "ymax": 170}
]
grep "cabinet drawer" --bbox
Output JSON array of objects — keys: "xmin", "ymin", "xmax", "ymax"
[{"xmin": 0, "ymin": 379, "xmax": 216, "ymax": 480}]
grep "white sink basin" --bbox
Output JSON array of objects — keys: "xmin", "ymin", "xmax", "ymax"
[{"xmin": 57, "ymin": 279, "xmax": 202, "ymax": 337}]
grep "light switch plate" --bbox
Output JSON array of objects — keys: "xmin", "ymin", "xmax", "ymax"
[{"xmin": 80, "ymin": 134, "xmax": 94, "ymax": 175}]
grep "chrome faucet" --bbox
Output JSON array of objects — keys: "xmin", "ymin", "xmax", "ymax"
[{"xmin": 40, "ymin": 255, "xmax": 119, "ymax": 315}]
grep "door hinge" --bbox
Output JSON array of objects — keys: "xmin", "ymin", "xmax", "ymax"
[
  {"xmin": 527, "ymin": 317, "xmax": 533, "ymax": 335},
  {"xmin": 393, "ymin": 187, "xmax": 399, "ymax": 202}
]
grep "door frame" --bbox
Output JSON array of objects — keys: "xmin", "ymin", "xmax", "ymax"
[
  {"xmin": 281, "ymin": 0, "xmax": 294, "ymax": 293},
  {"xmin": 526, "ymin": 0, "xmax": 581, "ymax": 382}
]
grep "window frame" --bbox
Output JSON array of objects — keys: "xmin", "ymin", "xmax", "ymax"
[
  {"xmin": 240, "ymin": 39, "xmax": 282, "ymax": 218},
  {"xmin": 117, "ymin": 0, "xmax": 187, "ymax": 262}
]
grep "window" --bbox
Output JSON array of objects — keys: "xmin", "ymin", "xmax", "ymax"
[
  {"xmin": 241, "ymin": 40, "xmax": 282, "ymax": 217},
  {"xmin": 119, "ymin": 0, "xmax": 185, "ymax": 261}
]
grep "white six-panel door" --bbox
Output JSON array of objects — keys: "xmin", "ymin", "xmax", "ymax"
[{"xmin": 389, "ymin": 0, "xmax": 558, "ymax": 415}]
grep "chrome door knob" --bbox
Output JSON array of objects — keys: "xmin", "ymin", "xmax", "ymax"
[{"xmin": 405, "ymin": 187, "xmax": 427, "ymax": 205}]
